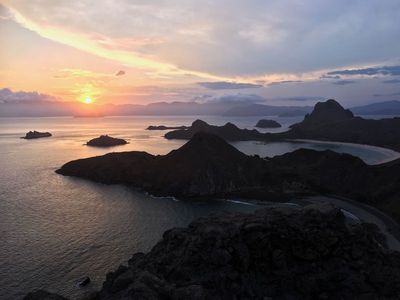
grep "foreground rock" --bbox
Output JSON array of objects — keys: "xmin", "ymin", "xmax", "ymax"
[
  {"xmin": 146, "ymin": 125, "xmax": 188, "ymax": 130},
  {"xmin": 21, "ymin": 130, "xmax": 52, "ymax": 139},
  {"xmin": 57, "ymin": 132, "xmax": 400, "ymax": 221},
  {"xmin": 165, "ymin": 119, "xmax": 272, "ymax": 141},
  {"xmin": 255, "ymin": 119, "xmax": 281, "ymax": 128},
  {"xmin": 101, "ymin": 204, "xmax": 400, "ymax": 299},
  {"xmin": 26, "ymin": 204, "xmax": 400, "ymax": 299},
  {"xmin": 33, "ymin": 203, "xmax": 400, "ymax": 299},
  {"xmin": 86, "ymin": 135, "xmax": 128, "ymax": 147},
  {"xmin": 23, "ymin": 290, "xmax": 68, "ymax": 300}
]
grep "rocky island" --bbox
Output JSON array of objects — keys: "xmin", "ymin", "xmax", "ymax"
[
  {"xmin": 57, "ymin": 132, "xmax": 400, "ymax": 222},
  {"xmin": 280, "ymin": 99, "xmax": 400, "ymax": 151},
  {"xmin": 146, "ymin": 125, "xmax": 188, "ymax": 130},
  {"xmin": 164, "ymin": 99, "xmax": 400, "ymax": 151},
  {"xmin": 255, "ymin": 119, "xmax": 281, "ymax": 128},
  {"xmin": 21, "ymin": 130, "xmax": 52, "ymax": 139},
  {"xmin": 164, "ymin": 119, "xmax": 271, "ymax": 141},
  {"xmin": 24, "ymin": 203, "xmax": 400, "ymax": 299},
  {"xmin": 86, "ymin": 135, "xmax": 128, "ymax": 147}
]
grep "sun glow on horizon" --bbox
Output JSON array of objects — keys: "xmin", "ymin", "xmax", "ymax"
[{"xmin": 83, "ymin": 95, "xmax": 93, "ymax": 104}]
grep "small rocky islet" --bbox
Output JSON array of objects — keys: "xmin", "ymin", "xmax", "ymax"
[
  {"xmin": 21, "ymin": 130, "xmax": 52, "ymax": 139},
  {"xmin": 86, "ymin": 135, "xmax": 128, "ymax": 147},
  {"xmin": 146, "ymin": 125, "xmax": 188, "ymax": 130},
  {"xmin": 255, "ymin": 119, "xmax": 282, "ymax": 128}
]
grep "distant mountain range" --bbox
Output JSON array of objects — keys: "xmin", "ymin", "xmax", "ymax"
[
  {"xmin": 1, "ymin": 99, "xmax": 400, "ymax": 117},
  {"xmin": 350, "ymin": 100, "xmax": 400, "ymax": 115}
]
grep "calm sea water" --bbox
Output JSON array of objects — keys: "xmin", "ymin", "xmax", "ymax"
[{"xmin": 0, "ymin": 115, "xmax": 397, "ymax": 299}]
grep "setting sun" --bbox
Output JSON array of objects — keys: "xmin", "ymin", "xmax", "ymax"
[{"xmin": 83, "ymin": 96, "xmax": 93, "ymax": 104}]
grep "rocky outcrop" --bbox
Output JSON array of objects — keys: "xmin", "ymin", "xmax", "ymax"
[
  {"xmin": 57, "ymin": 132, "xmax": 400, "ymax": 220},
  {"xmin": 86, "ymin": 135, "xmax": 128, "ymax": 147},
  {"xmin": 255, "ymin": 119, "xmax": 281, "ymax": 128},
  {"xmin": 165, "ymin": 119, "xmax": 272, "ymax": 141},
  {"xmin": 94, "ymin": 203, "xmax": 400, "ymax": 299},
  {"xmin": 25, "ymin": 203, "xmax": 400, "ymax": 299},
  {"xmin": 163, "ymin": 99, "xmax": 400, "ymax": 151},
  {"xmin": 146, "ymin": 125, "xmax": 188, "ymax": 130},
  {"xmin": 283, "ymin": 99, "xmax": 400, "ymax": 151},
  {"xmin": 291, "ymin": 99, "xmax": 354, "ymax": 128},
  {"xmin": 23, "ymin": 290, "xmax": 68, "ymax": 300},
  {"xmin": 21, "ymin": 131, "xmax": 52, "ymax": 139},
  {"xmin": 58, "ymin": 132, "xmax": 264, "ymax": 197}
]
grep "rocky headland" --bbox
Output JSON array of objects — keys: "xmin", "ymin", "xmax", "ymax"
[
  {"xmin": 25, "ymin": 203, "xmax": 400, "ymax": 299},
  {"xmin": 86, "ymin": 135, "xmax": 128, "ymax": 147},
  {"xmin": 164, "ymin": 119, "xmax": 272, "ymax": 141},
  {"xmin": 280, "ymin": 99, "xmax": 400, "ymax": 151},
  {"xmin": 255, "ymin": 119, "xmax": 282, "ymax": 128},
  {"xmin": 57, "ymin": 132, "xmax": 400, "ymax": 221},
  {"xmin": 165, "ymin": 99, "xmax": 400, "ymax": 151},
  {"xmin": 21, "ymin": 130, "xmax": 52, "ymax": 139}
]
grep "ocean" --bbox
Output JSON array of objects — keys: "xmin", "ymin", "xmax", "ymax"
[{"xmin": 0, "ymin": 115, "xmax": 397, "ymax": 299}]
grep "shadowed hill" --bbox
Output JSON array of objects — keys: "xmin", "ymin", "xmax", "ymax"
[
  {"xmin": 290, "ymin": 99, "xmax": 353, "ymax": 128},
  {"xmin": 281, "ymin": 99, "xmax": 400, "ymax": 151},
  {"xmin": 57, "ymin": 132, "xmax": 400, "ymax": 220},
  {"xmin": 96, "ymin": 204, "xmax": 400, "ymax": 299},
  {"xmin": 164, "ymin": 119, "xmax": 273, "ymax": 141},
  {"xmin": 58, "ymin": 132, "xmax": 263, "ymax": 197},
  {"xmin": 165, "ymin": 99, "xmax": 400, "ymax": 151}
]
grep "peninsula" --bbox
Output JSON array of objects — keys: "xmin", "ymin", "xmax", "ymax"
[
  {"xmin": 57, "ymin": 132, "xmax": 400, "ymax": 222},
  {"xmin": 165, "ymin": 99, "xmax": 400, "ymax": 151}
]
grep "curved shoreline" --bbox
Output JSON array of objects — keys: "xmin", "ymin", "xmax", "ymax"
[
  {"xmin": 222, "ymin": 195, "xmax": 400, "ymax": 251},
  {"xmin": 287, "ymin": 138, "xmax": 400, "ymax": 165}
]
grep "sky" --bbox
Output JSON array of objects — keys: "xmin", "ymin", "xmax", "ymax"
[{"xmin": 1, "ymin": 0, "xmax": 400, "ymax": 107}]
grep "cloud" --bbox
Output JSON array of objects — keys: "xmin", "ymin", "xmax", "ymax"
[
  {"xmin": 0, "ymin": 3, "xmax": 11, "ymax": 20},
  {"xmin": 373, "ymin": 92, "xmax": 400, "ymax": 97},
  {"xmin": 191, "ymin": 94, "xmax": 213, "ymax": 102},
  {"xmin": 0, "ymin": 88, "xmax": 58, "ymax": 103},
  {"xmin": 320, "ymin": 74, "xmax": 341, "ymax": 80},
  {"xmin": 267, "ymin": 80, "xmax": 303, "ymax": 86},
  {"xmin": 54, "ymin": 68, "xmax": 113, "ymax": 79},
  {"xmin": 115, "ymin": 70, "xmax": 125, "ymax": 76},
  {"xmin": 327, "ymin": 65, "xmax": 400, "ymax": 77},
  {"xmin": 206, "ymin": 94, "xmax": 265, "ymax": 104},
  {"xmin": 197, "ymin": 81, "xmax": 263, "ymax": 90},
  {"xmin": 383, "ymin": 79, "xmax": 400, "ymax": 84},
  {"xmin": 3, "ymin": 0, "xmax": 400, "ymax": 78},
  {"xmin": 285, "ymin": 96, "xmax": 324, "ymax": 101},
  {"xmin": 332, "ymin": 80, "xmax": 358, "ymax": 85}
]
